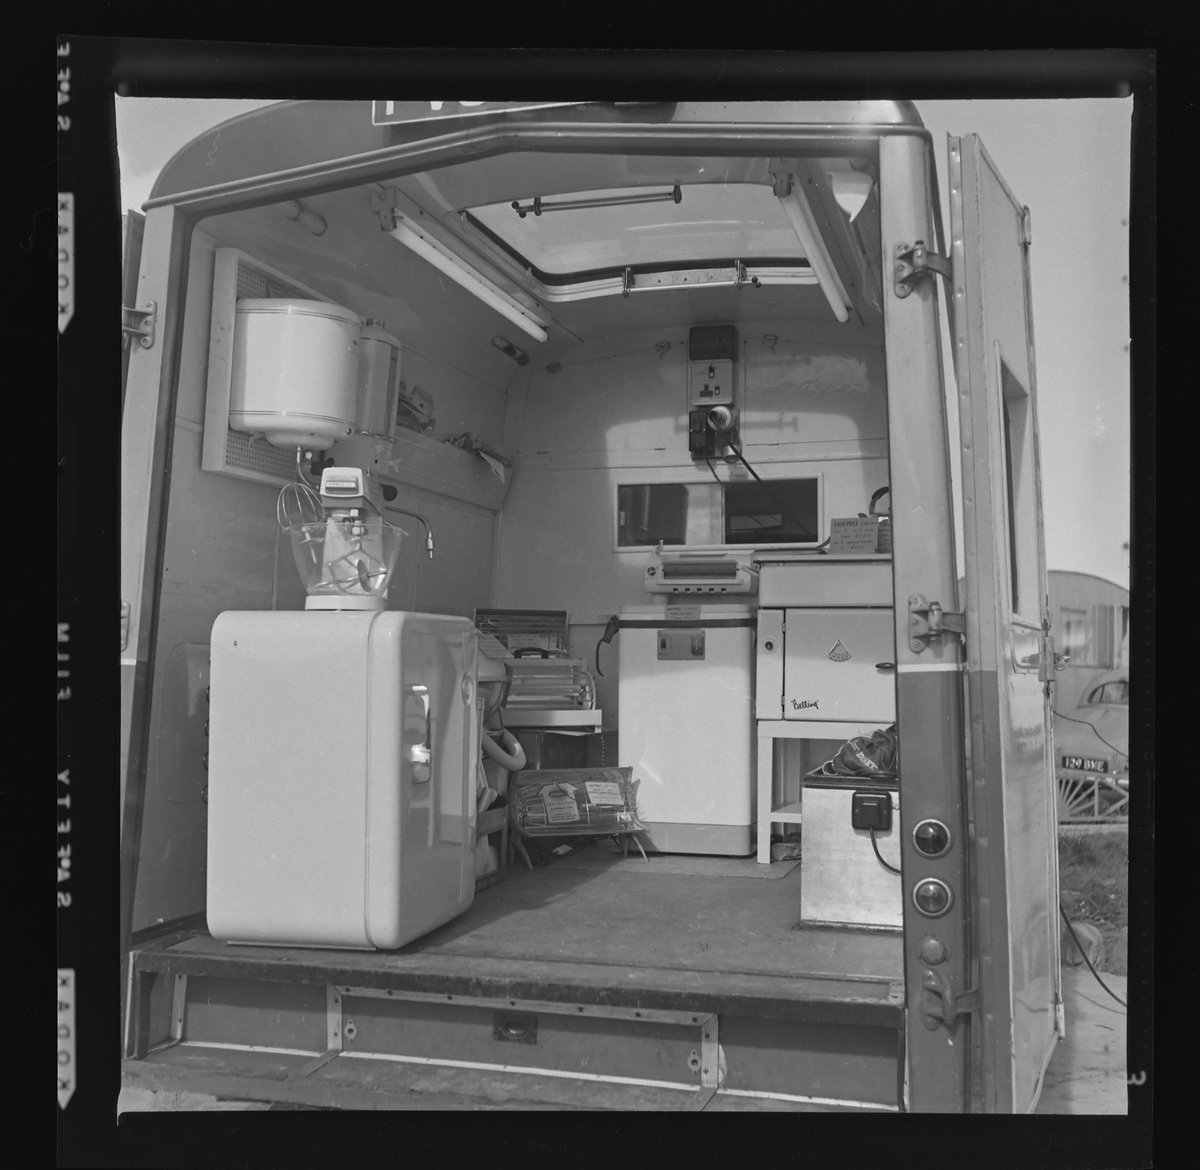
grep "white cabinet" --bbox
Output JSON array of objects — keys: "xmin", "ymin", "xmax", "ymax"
[
  {"xmin": 618, "ymin": 606, "xmax": 756, "ymax": 856},
  {"xmin": 756, "ymin": 607, "xmax": 896, "ymax": 723}
]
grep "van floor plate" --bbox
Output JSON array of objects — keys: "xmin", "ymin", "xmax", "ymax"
[{"xmin": 131, "ymin": 851, "xmax": 903, "ymax": 1028}]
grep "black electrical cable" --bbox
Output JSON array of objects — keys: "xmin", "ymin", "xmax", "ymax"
[
  {"xmin": 870, "ymin": 827, "xmax": 902, "ymax": 875},
  {"xmin": 706, "ymin": 458, "xmax": 772, "ymax": 528},
  {"xmin": 1052, "ymin": 709, "xmax": 1128, "ymax": 759},
  {"xmin": 595, "ymin": 616, "xmax": 620, "ymax": 678},
  {"xmin": 1058, "ymin": 902, "xmax": 1128, "ymax": 1008},
  {"xmin": 730, "ymin": 444, "xmax": 816, "ymax": 536}
]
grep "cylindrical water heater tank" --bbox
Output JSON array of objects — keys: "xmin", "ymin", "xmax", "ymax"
[
  {"xmin": 229, "ymin": 298, "xmax": 362, "ymax": 450},
  {"xmin": 355, "ymin": 321, "xmax": 403, "ymax": 437}
]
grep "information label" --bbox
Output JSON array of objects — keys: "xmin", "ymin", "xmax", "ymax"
[
  {"xmin": 827, "ymin": 517, "xmax": 881, "ymax": 555},
  {"xmin": 542, "ymin": 789, "xmax": 582, "ymax": 824},
  {"xmin": 584, "ymin": 781, "xmax": 624, "ymax": 806}
]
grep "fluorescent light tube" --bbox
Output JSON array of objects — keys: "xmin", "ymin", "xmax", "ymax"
[
  {"xmin": 388, "ymin": 218, "xmax": 549, "ymax": 342},
  {"xmin": 775, "ymin": 186, "xmax": 851, "ymax": 324}
]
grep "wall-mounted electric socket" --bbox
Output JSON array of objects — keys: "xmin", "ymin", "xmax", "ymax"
[{"xmin": 688, "ymin": 358, "xmax": 734, "ymax": 407}]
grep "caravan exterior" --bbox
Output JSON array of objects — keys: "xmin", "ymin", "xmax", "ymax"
[{"xmin": 120, "ymin": 99, "xmax": 1061, "ymax": 1112}]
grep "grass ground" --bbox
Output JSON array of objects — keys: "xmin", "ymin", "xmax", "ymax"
[{"xmin": 1058, "ymin": 827, "xmax": 1128, "ymax": 975}]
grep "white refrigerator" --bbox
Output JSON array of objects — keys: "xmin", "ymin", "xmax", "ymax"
[
  {"xmin": 206, "ymin": 609, "xmax": 479, "ymax": 949},
  {"xmin": 617, "ymin": 605, "xmax": 756, "ymax": 855}
]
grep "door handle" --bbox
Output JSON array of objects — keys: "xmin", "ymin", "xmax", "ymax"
[{"xmin": 409, "ymin": 684, "xmax": 432, "ymax": 783}]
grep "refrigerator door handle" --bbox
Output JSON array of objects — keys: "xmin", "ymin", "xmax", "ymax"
[{"xmin": 409, "ymin": 684, "xmax": 432, "ymax": 783}]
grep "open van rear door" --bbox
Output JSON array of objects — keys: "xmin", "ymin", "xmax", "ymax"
[{"xmin": 948, "ymin": 134, "xmax": 1063, "ymax": 1113}]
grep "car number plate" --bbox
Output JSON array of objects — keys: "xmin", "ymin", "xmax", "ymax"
[{"xmin": 1062, "ymin": 755, "xmax": 1107, "ymax": 772}]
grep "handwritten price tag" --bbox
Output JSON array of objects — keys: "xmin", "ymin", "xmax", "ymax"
[{"xmin": 827, "ymin": 517, "xmax": 880, "ymax": 555}]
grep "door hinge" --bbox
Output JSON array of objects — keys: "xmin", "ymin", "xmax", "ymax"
[
  {"xmin": 120, "ymin": 301, "xmax": 157, "ymax": 350},
  {"xmin": 893, "ymin": 241, "xmax": 951, "ymax": 298},
  {"xmin": 120, "ymin": 601, "xmax": 130, "ymax": 653},
  {"xmin": 908, "ymin": 595, "xmax": 965, "ymax": 653},
  {"xmin": 1021, "ymin": 206, "xmax": 1033, "ymax": 248},
  {"xmin": 921, "ymin": 967, "xmax": 980, "ymax": 1030}
]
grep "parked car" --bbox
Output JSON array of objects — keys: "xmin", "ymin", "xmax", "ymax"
[{"xmin": 1055, "ymin": 670, "xmax": 1129, "ymax": 818}]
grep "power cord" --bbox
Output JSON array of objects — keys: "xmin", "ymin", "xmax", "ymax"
[
  {"xmin": 594, "ymin": 615, "xmax": 620, "ymax": 678},
  {"xmin": 708, "ymin": 449, "xmax": 831, "ymax": 549},
  {"xmin": 730, "ymin": 444, "xmax": 817, "ymax": 537},
  {"xmin": 870, "ymin": 827, "xmax": 902, "ymax": 875},
  {"xmin": 1052, "ymin": 709, "xmax": 1128, "ymax": 759},
  {"xmin": 1059, "ymin": 902, "xmax": 1127, "ymax": 1008}
]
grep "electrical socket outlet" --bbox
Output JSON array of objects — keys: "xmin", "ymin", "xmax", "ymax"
[{"xmin": 851, "ymin": 790, "xmax": 893, "ymax": 831}]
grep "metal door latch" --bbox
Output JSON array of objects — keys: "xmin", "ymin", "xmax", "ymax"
[
  {"xmin": 908, "ymin": 595, "xmax": 965, "ymax": 653},
  {"xmin": 921, "ymin": 968, "xmax": 980, "ymax": 1030},
  {"xmin": 894, "ymin": 242, "xmax": 951, "ymax": 298},
  {"xmin": 121, "ymin": 301, "xmax": 157, "ymax": 350}
]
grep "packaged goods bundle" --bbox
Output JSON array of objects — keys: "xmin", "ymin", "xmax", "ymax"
[{"xmin": 508, "ymin": 768, "xmax": 645, "ymax": 838}]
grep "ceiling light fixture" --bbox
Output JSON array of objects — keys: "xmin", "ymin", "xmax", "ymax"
[{"xmin": 387, "ymin": 215, "xmax": 550, "ymax": 343}]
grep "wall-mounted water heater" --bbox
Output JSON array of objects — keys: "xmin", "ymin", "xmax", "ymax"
[
  {"xmin": 229, "ymin": 298, "xmax": 362, "ymax": 451},
  {"xmin": 687, "ymin": 325, "xmax": 739, "ymax": 459}
]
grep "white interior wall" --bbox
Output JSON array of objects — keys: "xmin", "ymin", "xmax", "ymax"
[
  {"xmin": 495, "ymin": 321, "xmax": 887, "ymax": 602},
  {"xmin": 492, "ymin": 318, "xmax": 888, "ymax": 721}
]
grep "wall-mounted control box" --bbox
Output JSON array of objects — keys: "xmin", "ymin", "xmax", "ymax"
[{"xmin": 687, "ymin": 325, "xmax": 739, "ymax": 458}]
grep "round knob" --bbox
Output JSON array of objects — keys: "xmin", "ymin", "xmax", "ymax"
[
  {"xmin": 912, "ymin": 878, "xmax": 954, "ymax": 918},
  {"xmin": 917, "ymin": 935, "xmax": 949, "ymax": 965},
  {"xmin": 913, "ymin": 819, "xmax": 952, "ymax": 857},
  {"xmin": 763, "ymin": 640, "xmax": 775, "ymax": 652}
]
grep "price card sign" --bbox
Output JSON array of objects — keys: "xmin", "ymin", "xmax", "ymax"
[
  {"xmin": 584, "ymin": 780, "xmax": 625, "ymax": 806},
  {"xmin": 827, "ymin": 517, "xmax": 880, "ymax": 555},
  {"xmin": 540, "ymin": 784, "xmax": 581, "ymax": 824}
]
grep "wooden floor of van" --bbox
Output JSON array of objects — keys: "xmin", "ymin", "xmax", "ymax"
[{"xmin": 124, "ymin": 844, "xmax": 905, "ymax": 1111}]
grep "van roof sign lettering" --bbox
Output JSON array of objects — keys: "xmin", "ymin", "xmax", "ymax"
[{"xmin": 371, "ymin": 101, "xmax": 587, "ymax": 126}]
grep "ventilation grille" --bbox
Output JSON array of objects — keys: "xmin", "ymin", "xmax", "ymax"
[
  {"xmin": 236, "ymin": 264, "xmax": 302, "ymax": 301},
  {"xmin": 221, "ymin": 429, "xmax": 299, "ymax": 478},
  {"xmin": 473, "ymin": 609, "xmax": 569, "ymax": 655}
]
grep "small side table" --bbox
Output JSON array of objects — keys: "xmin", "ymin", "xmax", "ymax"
[{"xmin": 756, "ymin": 720, "xmax": 883, "ymax": 863}]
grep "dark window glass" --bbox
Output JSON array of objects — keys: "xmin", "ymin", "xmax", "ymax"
[
  {"xmin": 617, "ymin": 484, "xmax": 688, "ymax": 547},
  {"xmin": 723, "ymin": 478, "xmax": 818, "ymax": 545}
]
